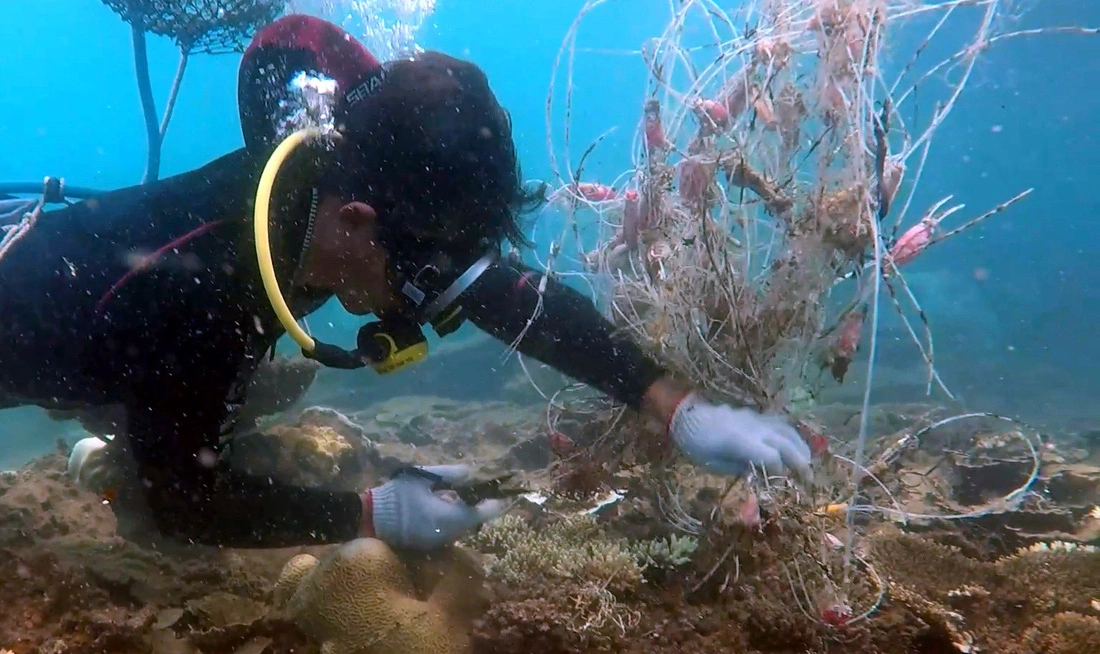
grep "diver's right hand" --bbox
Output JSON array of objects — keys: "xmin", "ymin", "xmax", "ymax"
[
  {"xmin": 361, "ymin": 465, "xmax": 506, "ymax": 551},
  {"xmin": 668, "ymin": 393, "xmax": 813, "ymax": 481},
  {"xmin": 67, "ymin": 435, "xmax": 124, "ymax": 497}
]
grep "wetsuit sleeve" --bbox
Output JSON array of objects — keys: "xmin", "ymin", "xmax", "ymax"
[
  {"xmin": 125, "ymin": 343, "xmax": 363, "ymax": 548},
  {"xmin": 463, "ymin": 261, "xmax": 667, "ymax": 409}
]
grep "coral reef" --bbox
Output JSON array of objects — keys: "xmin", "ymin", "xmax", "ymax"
[
  {"xmin": 1, "ymin": 402, "xmax": 1099, "ymax": 653},
  {"xmin": 530, "ymin": 4, "xmax": 1098, "ymax": 651},
  {"xmin": 466, "ymin": 513, "xmax": 696, "ymax": 589},
  {"xmin": 465, "ymin": 399, "xmax": 1100, "ymax": 654},
  {"xmin": 5, "ymin": 1, "xmax": 1097, "ymax": 653},
  {"xmin": 274, "ymin": 538, "xmax": 486, "ymax": 654},
  {"xmin": 1017, "ymin": 612, "xmax": 1100, "ymax": 654},
  {"xmin": 0, "ymin": 451, "xmax": 317, "ymax": 654}
]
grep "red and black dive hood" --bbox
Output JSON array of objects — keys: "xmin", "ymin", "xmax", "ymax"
[
  {"xmin": 235, "ymin": 15, "xmax": 498, "ymax": 375},
  {"xmin": 237, "ymin": 14, "xmax": 385, "ymax": 153}
]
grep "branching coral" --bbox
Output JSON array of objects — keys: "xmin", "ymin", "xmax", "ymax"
[
  {"xmin": 466, "ymin": 514, "xmax": 641, "ymax": 590},
  {"xmin": 630, "ymin": 533, "xmax": 699, "ymax": 570},
  {"xmin": 464, "ymin": 513, "xmax": 698, "ymax": 641}
]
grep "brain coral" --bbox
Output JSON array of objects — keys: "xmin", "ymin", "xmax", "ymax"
[{"xmin": 274, "ymin": 538, "xmax": 485, "ymax": 654}]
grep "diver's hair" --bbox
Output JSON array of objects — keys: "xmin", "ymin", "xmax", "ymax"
[{"xmin": 332, "ymin": 51, "xmax": 543, "ymax": 250}]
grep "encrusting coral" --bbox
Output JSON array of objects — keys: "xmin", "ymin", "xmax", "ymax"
[
  {"xmin": 274, "ymin": 537, "xmax": 487, "ymax": 654},
  {"xmin": 227, "ymin": 406, "xmax": 379, "ymax": 490},
  {"xmin": 1016, "ymin": 612, "xmax": 1100, "ymax": 654},
  {"xmin": 866, "ymin": 528, "xmax": 1100, "ymax": 652}
]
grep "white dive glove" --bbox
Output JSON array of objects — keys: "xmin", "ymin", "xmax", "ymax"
[
  {"xmin": 363, "ymin": 465, "xmax": 506, "ymax": 551},
  {"xmin": 668, "ymin": 393, "xmax": 813, "ymax": 481},
  {"xmin": 67, "ymin": 435, "xmax": 125, "ymax": 497}
]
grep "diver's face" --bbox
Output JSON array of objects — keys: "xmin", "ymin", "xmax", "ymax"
[
  {"xmin": 298, "ymin": 199, "xmax": 400, "ymax": 315},
  {"xmin": 333, "ymin": 203, "xmax": 400, "ymax": 315}
]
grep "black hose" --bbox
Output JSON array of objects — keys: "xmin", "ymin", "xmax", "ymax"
[
  {"xmin": 0, "ymin": 182, "xmax": 104, "ymax": 201},
  {"xmin": 131, "ymin": 24, "xmax": 162, "ymax": 184}
]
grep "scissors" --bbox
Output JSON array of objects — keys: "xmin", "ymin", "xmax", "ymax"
[{"xmin": 391, "ymin": 466, "xmax": 532, "ymax": 505}]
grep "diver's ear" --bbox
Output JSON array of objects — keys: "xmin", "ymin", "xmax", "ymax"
[{"xmin": 338, "ymin": 201, "xmax": 378, "ymax": 229}]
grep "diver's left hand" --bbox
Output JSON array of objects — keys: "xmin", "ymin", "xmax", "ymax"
[
  {"xmin": 67, "ymin": 435, "xmax": 124, "ymax": 496},
  {"xmin": 668, "ymin": 393, "xmax": 813, "ymax": 481},
  {"xmin": 67, "ymin": 435, "xmax": 165, "ymax": 546},
  {"xmin": 362, "ymin": 465, "xmax": 506, "ymax": 551}
]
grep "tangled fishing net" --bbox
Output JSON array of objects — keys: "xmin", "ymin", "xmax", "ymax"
[
  {"xmin": 100, "ymin": 0, "xmax": 285, "ymax": 54},
  {"xmin": 516, "ymin": 0, "xmax": 1100, "ymax": 636}
]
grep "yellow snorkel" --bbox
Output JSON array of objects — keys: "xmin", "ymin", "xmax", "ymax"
[
  {"xmin": 253, "ymin": 127, "xmax": 373, "ymax": 370},
  {"xmin": 254, "ymin": 127, "xmax": 323, "ymax": 356}
]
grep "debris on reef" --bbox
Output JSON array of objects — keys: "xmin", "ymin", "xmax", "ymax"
[
  {"xmin": 526, "ymin": 3, "xmax": 1098, "ymax": 644},
  {"xmin": 535, "ymin": 0, "xmax": 1094, "ymax": 435}
]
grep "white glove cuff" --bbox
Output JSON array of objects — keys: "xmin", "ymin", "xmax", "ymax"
[
  {"xmin": 667, "ymin": 392, "xmax": 703, "ymax": 447},
  {"xmin": 366, "ymin": 482, "xmax": 402, "ymax": 545}
]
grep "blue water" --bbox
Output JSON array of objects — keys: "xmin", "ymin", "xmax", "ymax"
[{"xmin": 1, "ymin": 0, "xmax": 1098, "ymax": 468}]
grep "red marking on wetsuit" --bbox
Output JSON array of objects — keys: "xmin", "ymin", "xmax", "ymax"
[
  {"xmin": 359, "ymin": 490, "xmax": 376, "ymax": 538},
  {"xmin": 663, "ymin": 392, "xmax": 692, "ymax": 447},
  {"xmin": 94, "ymin": 221, "xmax": 225, "ymax": 316},
  {"xmin": 513, "ymin": 271, "xmax": 536, "ymax": 294}
]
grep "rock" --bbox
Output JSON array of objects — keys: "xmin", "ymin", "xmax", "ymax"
[
  {"xmin": 185, "ymin": 591, "xmax": 268, "ymax": 629},
  {"xmin": 235, "ymin": 357, "xmax": 322, "ymax": 430},
  {"xmin": 949, "ymin": 456, "xmax": 1034, "ymax": 506},
  {"xmin": 505, "ymin": 435, "xmax": 551, "ymax": 471},
  {"xmin": 946, "ymin": 431, "xmax": 1036, "ymax": 506},
  {"xmin": 1045, "ymin": 462, "xmax": 1100, "ymax": 506}
]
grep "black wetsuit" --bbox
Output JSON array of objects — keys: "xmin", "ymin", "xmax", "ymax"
[{"xmin": 0, "ymin": 148, "xmax": 665, "ymax": 548}]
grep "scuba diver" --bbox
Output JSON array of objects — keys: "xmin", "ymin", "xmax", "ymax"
[{"xmin": 0, "ymin": 15, "xmax": 810, "ymax": 551}]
